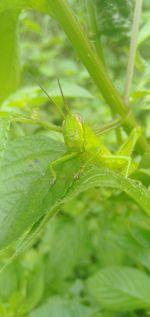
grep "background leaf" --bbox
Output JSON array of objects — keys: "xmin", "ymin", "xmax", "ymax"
[
  {"xmin": 0, "ymin": 249, "xmax": 45, "ymax": 316},
  {"xmin": 87, "ymin": 266, "xmax": 150, "ymax": 311},
  {"xmin": 27, "ymin": 296, "xmax": 95, "ymax": 317}
]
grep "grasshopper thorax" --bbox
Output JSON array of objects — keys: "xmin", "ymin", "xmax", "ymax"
[{"xmin": 63, "ymin": 113, "xmax": 84, "ymax": 152}]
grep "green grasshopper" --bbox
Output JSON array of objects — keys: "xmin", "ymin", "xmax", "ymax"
[{"xmin": 39, "ymin": 81, "xmax": 142, "ymax": 184}]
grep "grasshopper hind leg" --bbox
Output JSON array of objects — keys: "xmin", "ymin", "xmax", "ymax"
[
  {"xmin": 125, "ymin": 157, "xmax": 132, "ymax": 178},
  {"xmin": 117, "ymin": 127, "xmax": 142, "ymax": 157},
  {"xmin": 101, "ymin": 154, "xmax": 133, "ymax": 178}
]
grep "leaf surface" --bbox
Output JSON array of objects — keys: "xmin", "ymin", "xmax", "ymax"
[
  {"xmin": 27, "ymin": 296, "xmax": 94, "ymax": 317},
  {"xmin": 87, "ymin": 266, "xmax": 150, "ymax": 311},
  {"xmin": 0, "ymin": 135, "xmax": 150, "ymax": 264}
]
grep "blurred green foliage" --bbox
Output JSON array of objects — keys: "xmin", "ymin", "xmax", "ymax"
[{"xmin": 0, "ymin": 1, "xmax": 150, "ymax": 317}]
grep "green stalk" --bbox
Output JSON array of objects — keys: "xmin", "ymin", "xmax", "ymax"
[
  {"xmin": 47, "ymin": 0, "xmax": 149, "ymax": 153},
  {"xmin": 86, "ymin": 0, "xmax": 122, "ymax": 145},
  {"xmin": 124, "ymin": 0, "xmax": 143, "ymax": 105},
  {"xmin": 48, "ymin": 0, "xmax": 125, "ymax": 115}
]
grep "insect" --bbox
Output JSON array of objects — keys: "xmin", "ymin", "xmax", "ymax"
[{"xmin": 39, "ymin": 80, "xmax": 142, "ymax": 184}]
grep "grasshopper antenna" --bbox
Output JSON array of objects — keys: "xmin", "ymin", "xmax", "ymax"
[
  {"xmin": 27, "ymin": 72, "xmax": 65, "ymax": 118},
  {"xmin": 37, "ymin": 82, "xmax": 65, "ymax": 119},
  {"xmin": 95, "ymin": 116, "xmax": 121, "ymax": 136},
  {"xmin": 57, "ymin": 78, "xmax": 70, "ymax": 113}
]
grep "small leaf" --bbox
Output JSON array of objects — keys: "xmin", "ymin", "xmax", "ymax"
[
  {"xmin": 44, "ymin": 216, "xmax": 88, "ymax": 290},
  {"xmin": 27, "ymin": 296, "xmax": 94, "ymax": 317},
  {"xmin": 21, "ymin": 254, "xmax": 45, "ymax": 315},
  {"xmin": 138, "ymin": 19, "xmax": 150, "ymax": 46},
  {"xmin": 131, "ymin": 90, "xmax": 150, "ymax": 101},
  {"xmin": 87, "ymin": 266, "xmax": 150, "ymax": 311},
  {"xmin": 0, "ymin": 262, "xmax": 18, "ymax": 301}
]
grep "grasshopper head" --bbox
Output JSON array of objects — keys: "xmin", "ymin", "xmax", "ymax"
[{"xmin": 63, "ymin": 113, "xmax": 84, "ymax": 152}]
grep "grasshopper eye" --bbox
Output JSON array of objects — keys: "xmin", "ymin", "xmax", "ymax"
[{"xmin": 75, "ymin": 113, "xmax": 83, "ymax": 123}]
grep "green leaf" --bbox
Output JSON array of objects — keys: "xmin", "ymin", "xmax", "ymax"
[
  {"xmin": 130, "ymin": 226, "xmax": 150, "ymax": 249},
  {"xmin": 0, "ymin": 248, "xmax": 44, "ymax": 315},
  {"xmin": 2, "ymin": 83, "xmax": 94, "ymax": 111},
  {"xmin": 27, "ymin": 296, "xmax": 94, "ymax": 317},
  {"xmin": 47, "ymin": 82, "xmax": 94, "ymax": 99},
  {"xmin": 20, "ymin": 252, "xmax": 45, "ymax": 315},
  {"xmin": 87, "ymin": 266, "xmax": 150, "ymax": 311},
  {"xmin": 0, "ymin": 262, "xmax": 18, "ymax": 302},
  {"xmin": 44, "ymin": 216, "xmax": 88, "ymax": 291},
  {"xmin": 65, "ymin": 168, "xmax": 150, "ymax": 216},
  {"xmin": 0, "ymin": 136, "xmax": 67, "ymax": 251},
  {"xmin": 131, "ymin": 90, "xmax": 150, "ymax": 101},
  {"xmin": 0, "ymin": 135, "xmax": 150, "ymax": 265}
]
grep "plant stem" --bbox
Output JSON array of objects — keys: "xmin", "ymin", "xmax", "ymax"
[
  {"xmin": 47, "ymin": 0, "xmax": 149, "ymax": 153},
  {"xmin": 48, "ymin": 0, "xmax": 125, "ymax": 115},
  {"xmin": 124, "ymin": 0, "xmax": 143, "ymax": 105},
  {"xmin": 86, "ymin": 0, "xmax": 124, "ymax": 145}
]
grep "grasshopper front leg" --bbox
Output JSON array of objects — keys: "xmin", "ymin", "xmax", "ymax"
[{"xmin": 49, "ymin": 152, "xmax": 78, "ymax": 184}]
